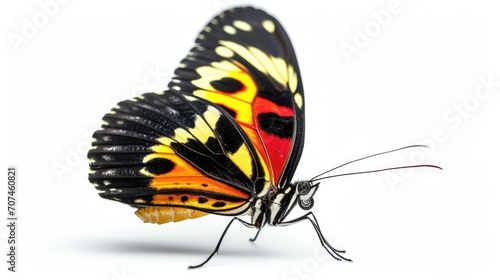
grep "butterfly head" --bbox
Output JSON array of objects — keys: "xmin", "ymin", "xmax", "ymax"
[
  {"xmin": 295, "ymin": 181, "xmax": 319, "ymax": 210},
  {"xmin": 266, "ymin": 180, "xmax": 319, "ymax": 226}
]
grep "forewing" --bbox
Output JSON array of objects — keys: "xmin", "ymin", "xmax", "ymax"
[{"xmin": 169, "ymin": 6, "xmax": 305, "ymax": 188}]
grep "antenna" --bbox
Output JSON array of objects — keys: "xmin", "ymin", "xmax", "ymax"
[{"xmin": 309, "ymin": 145, "xmax": 440, "ymax": 182}]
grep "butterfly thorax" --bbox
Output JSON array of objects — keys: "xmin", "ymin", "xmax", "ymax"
[{"xmin": 250, "ymin": 181, "xmax": 319, "ymax": 228}]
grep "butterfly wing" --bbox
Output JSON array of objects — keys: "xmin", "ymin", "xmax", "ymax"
[
  {"xmin": 170, "ymin": 6, "xmax": 305, "ymax": 188},
  {"xmin": 88, "ymin": 90, "xmax": 263, "ymax": 216}
]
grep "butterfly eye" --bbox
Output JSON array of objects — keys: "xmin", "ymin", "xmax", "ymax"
[
  {"xmin": 299, "ymin": 197, "xmax": 314, "ymax": 210},
  {"xmin": 297, "ymin": 181, "xmax": 311, "ymax": 195}
]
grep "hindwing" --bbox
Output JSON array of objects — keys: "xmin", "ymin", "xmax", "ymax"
[{"xmin": 88, "ymin": 91, "xmax": 259, "ymax": 215}]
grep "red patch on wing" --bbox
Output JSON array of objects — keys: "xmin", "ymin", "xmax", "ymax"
[{"xmin": 253, "ymin": 96, "xmax": 294, "ymax": 185}]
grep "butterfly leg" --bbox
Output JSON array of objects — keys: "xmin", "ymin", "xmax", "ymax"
[
  {"xmin": 278, "ymin": 212, "xmax": 352, "ymax": 262},
  {"xmin": 249, "ymin": 228, "xmax": 262, "ymax": 242},
  {"xmin": 188, "ymin": 217, "xmax": 256, "ymax": 269}
]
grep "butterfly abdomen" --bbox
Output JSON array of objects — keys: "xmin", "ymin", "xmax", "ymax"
[{"xmin": 135, "ymin": 206, "xmax": 209, "ymax": 224}]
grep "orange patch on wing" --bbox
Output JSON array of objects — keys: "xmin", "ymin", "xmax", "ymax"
[
  {"xmin": 145, "ymin": 146, "xmax": 250, "ymax": 199},
  {"xmin": 151, "ymin": 193, "xmax": 246, "ymax": 211},
  {"xmin": 151, "ymin": 175, "xmax": 249, "ymax": 199}
]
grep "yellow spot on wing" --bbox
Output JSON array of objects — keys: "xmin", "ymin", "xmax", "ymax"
[
  {"xmin": 211, "ymin": 60, "xmax": 240, "ymax": 72},
  {"xmin": 157, "ymin": 137, "xmax": 173, "ymax": 146},
  {"xmin": 141, "ymin": 144, "xmax": 175, "ymax": 167},
  {"xmin": 233, "ymin": 20, "xmax": 252, "ymax": 31},
  {"xmin": 228, "ymin": 144, "xmax": 253, "ymax": 179},
  {"xmin": 220, "ymin": 40, "xmax": 266, "ymax": 74},
  {"xmin": 249, "ymin": 46, "xmax": 286, "ymax": 88},
  {"xmin": 223, "ymin": 25, "xmax": 237, "ymax": 34},
  {"xmin": 294, "ymin": 93, "xmax": 303, "ymax": 109},
  {"xmin": 202, "ymin": 105, "xmax": 222, "ymax": 128},
  {"xmin": 262, "ymin": 19, "xmax": 275, "ymax": 33},
  {"xmin": 288, "ymin": 65, "xmax": 298, "ymax": 93},
  {"xmin": 192, "ymin": 66, "xmax": 228, "ymax": 89},
  {"xmin": 241, "ymin": 125, "xmax": 272, "ymax": 188},
  {"xmin": 188, "ymin": 115, "xmax": 216, "ymax": 144},
  {"xmin": 215, "ymin": 46, "xmax": 234, "ymax": 58},
  {"xmin": 272, "ymin": 56, "xmax": 288, "ymax": 83},
  {"xmin": 172, "ymin": 129, "xmax": 191, "ymax": 144}
]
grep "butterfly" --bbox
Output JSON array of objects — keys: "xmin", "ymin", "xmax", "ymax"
[{"xmin": 87, "ymin": 6, "xmax": 439, "ymax": 268}]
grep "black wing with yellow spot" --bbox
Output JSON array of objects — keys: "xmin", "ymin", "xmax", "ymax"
[{"xmin": 170, "ymin": 6, "xmax": 305, "ymax": 189}]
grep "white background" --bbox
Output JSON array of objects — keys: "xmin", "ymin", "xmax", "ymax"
[{"xmin": 1, "ymin": 0, "xmax": 499, "ymax": 279}]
